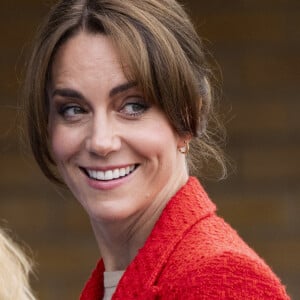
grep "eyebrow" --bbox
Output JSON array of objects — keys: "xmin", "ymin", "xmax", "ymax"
[
  {"xmin": 109, "ymin": 81, "xmax": 137, "ymax": 97},
  {"xmin": 51, "ymin": 88, "xmax": 84, "ymax": 99},
  {"xmin": 51, "ymin": 81, "xmax": 138, "ymax": 100}
]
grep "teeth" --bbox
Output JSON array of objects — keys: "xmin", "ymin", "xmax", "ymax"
[
  {"xmin": 119, "ymin": 168, "xmax": 126, "ymax": 176},
  {"xmin": 113, "ymin": 169, "xmax": 119, "ymax": 178},
  {"xmin": 105, "ymin": 170, "xmax": 113, "ymax": 180},
  {"xmin": 87, "ymin": 165, "xmax": 136, "ymax": 181}
]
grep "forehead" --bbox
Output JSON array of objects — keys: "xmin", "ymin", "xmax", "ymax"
[{"xmin": 50, "ymin": 31, "xmax": 126, "ymax": 87}]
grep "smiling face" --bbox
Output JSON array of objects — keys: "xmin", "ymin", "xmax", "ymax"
[{"xmin": 48, "ymin": 31, "xmax": 188, "ymax": 223}]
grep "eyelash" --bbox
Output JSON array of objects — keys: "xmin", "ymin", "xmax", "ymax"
[
  {"xmin": 55, "ymin": 98, "xmax": 149, "ymax": 120},
  {"xmin": 120, "ymin": 100, "xmax": 149, "ymax": 118},
  {"xmin": 57, "ymin": 104, "xmax": 86, "ymax": 119}
]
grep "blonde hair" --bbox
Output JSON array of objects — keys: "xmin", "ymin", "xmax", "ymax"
[
  {"xmin": 0, "ymin": 229, "xmax": 36, "ymax": 300},
  {"xmin": 23, "ymin": 0, "xmax": 226, "ymax": 183}
]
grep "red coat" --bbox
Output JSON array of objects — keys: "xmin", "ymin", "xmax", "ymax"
[{"xmin": 80, "ymin": 177, "xmax": 290, "ymax": 299}]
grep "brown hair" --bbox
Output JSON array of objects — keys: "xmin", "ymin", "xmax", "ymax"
[{"xmin": 23, "ymin": 0, "xmax": 226, "ymax": 183}]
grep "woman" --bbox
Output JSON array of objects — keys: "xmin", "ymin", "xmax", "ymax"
[
  {"xmin": 0, "ymin": 228, "xmax": 36, "ymax": 300},
  {"xmin": 23, "ymin": 0, "xmax": 290, "ymax": 299}
]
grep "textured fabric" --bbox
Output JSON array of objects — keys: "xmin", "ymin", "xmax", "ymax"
[{"xmin": 80, "ymin": 177, "xmax": 290, "ymax": 299}]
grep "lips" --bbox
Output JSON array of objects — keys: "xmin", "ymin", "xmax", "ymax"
[{"xmin": 82, "ymin": 164, "xmax": 138, "ymax": 181}]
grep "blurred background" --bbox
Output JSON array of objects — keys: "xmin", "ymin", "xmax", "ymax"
[{"xmin": 0, "ymin": 0, "xmax": 299, "ymax": 299}]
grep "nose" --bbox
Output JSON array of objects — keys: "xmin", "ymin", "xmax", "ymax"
[{"xmin": 85, "ymin": 114, "xmax": 121, "ymax": 157}]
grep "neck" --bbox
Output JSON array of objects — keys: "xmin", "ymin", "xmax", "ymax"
[
  {"xmin": 90, "ymin": 173, "xmax": 189, "ymax": 271},
  {"xmin": 91, "ymin": 213, "xmax": 154, "ymax": 271}
]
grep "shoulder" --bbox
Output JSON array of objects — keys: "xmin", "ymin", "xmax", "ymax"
[
  {"xmin": 157, "ymin": 251, "xmax": 290, "ymax": 299},
  {"xmin": 155, "ymin": 214, "xmax": 290, "ymax": 299}
]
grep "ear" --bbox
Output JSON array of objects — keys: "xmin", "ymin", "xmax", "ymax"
[{"xmin": 177, "ymin": 133, "xmax": 192, "ymax": 149}]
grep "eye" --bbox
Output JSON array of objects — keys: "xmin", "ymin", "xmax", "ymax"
[
  {"xmin": 120, "ymin": 100, "xmax": 149, "ymax": 118},
  {"xmin": 58, "ymin": 104, "xmax": 86, "ymax": 119}
]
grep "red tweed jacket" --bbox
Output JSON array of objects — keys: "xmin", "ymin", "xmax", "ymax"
[{"xmin": 80, "ymin": 177, "xmax": 290, "ymax": 299}]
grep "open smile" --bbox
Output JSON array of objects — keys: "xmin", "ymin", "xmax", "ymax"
[{"xmin": 81, "ymin": 164, "xmax": 139, "ymax": 181}]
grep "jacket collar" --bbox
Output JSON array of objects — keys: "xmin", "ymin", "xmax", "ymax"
[{"xmin": 80, "ymin": 177, "xmax": 216, "ymax": 299}]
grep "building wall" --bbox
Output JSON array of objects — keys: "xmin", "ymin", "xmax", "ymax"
[{"xmin": 0, "ymin": 1, "xmax": 299, "ymax": 299}]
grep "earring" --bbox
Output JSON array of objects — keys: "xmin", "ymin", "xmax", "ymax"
[{"xmin": 178, "ymin": 141, "xmax": 189, "ymax": 154}]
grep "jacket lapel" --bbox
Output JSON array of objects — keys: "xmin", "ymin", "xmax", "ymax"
[
  {"xmin": 80, "ymin": 260, "xmax": 105, "ymax": 299},
  {"xmin": 113, "ymin": 177, "xmax": 216, "ymax": 298}
]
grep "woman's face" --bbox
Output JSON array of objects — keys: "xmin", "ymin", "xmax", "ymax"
[{"xmin": 48, "ymin": 31, "xmax": 188, "ymax": 222}]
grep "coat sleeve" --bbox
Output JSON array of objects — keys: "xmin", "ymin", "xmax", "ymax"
[{"xmin": 156, "ymin": 252, "xmax": 290, "ymax": 300}]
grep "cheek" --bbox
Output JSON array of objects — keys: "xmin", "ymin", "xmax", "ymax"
[
  {"xmin": 132, "ymin": 120, "xmax": 179, "ymax": 160},
  {"xmin": 49, "ymin": 125, "xmax": 82, "ymax": 163}
]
